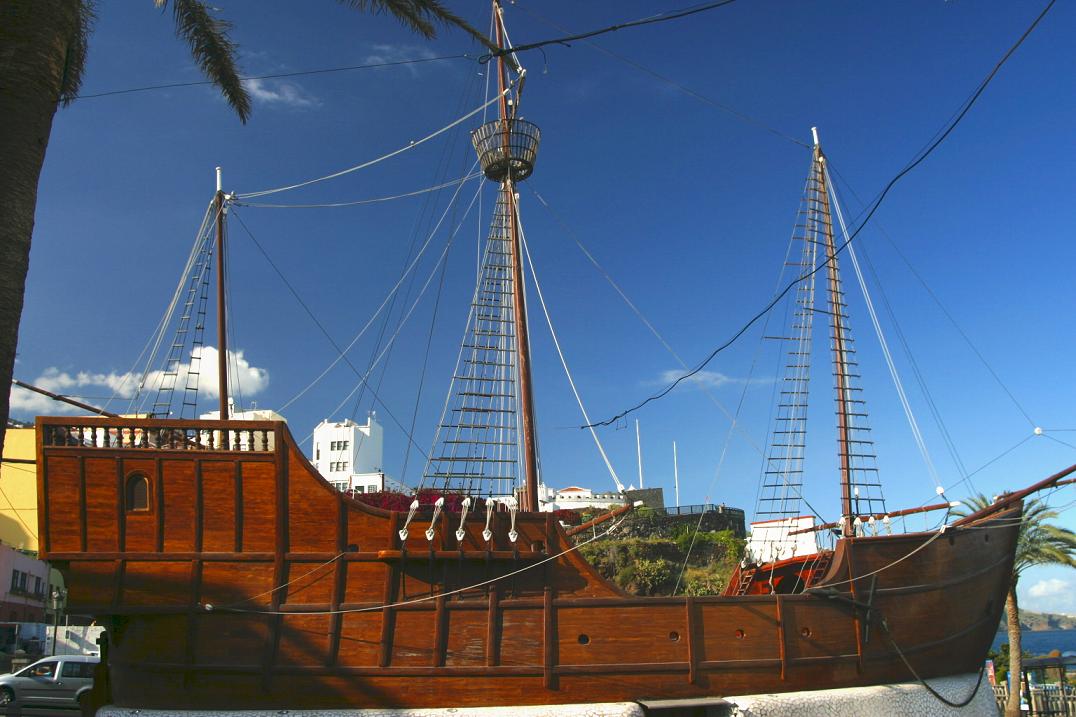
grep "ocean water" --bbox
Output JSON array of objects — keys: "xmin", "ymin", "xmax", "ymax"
[{"xmin": 992, "ymin": 628, "xmax": 1076, "ymax": 656}]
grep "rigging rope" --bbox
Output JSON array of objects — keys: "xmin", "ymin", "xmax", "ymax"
[
  {"xmin": 129, "ymin": 200, "xmax": 217, "ymax": 414},
  {"xmin": 234, "ymin": 172, "xmax": 483, "ymax": 209},
  {"xmin": 827, "ymin": 168, "xmax": 941, "ymax": 491},
  {"xmin": 518, "ymin": 214, "xmax": 624, "ymax": 493},
  {"xmin": 276, "ymin": 174, "xmax": 482, "ymax": 411},
  {"xmin": 237, "ymin": 91, "xmax": 508, "ymax": 199},
  {"xmin": 529, "ymin": 187, "xmax": 764, "ymax": 457},
  {"xmin": 301, "ymin": 186, "xmax": 483, "ymax": 426},
  {"xmin": 230, "ymin": 208, "xmax": 430, "ymax": 460}
]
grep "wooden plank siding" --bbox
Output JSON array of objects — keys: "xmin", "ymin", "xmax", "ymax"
[{"xmin": 34, "ymin": 417, "xmax": 1020, "ymax": 710}]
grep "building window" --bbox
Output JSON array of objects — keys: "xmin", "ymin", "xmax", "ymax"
[
  {"xmin": 10, "ymin": 570, "xmax": 18, "ymax": 592},
  {"xmin": 125, "ymin": 472, "xmax": 150, "ymax": 512},
  {"xmin": 18, "ymin": 573, "xmax": 27, "ymax": 591},
  {"xmin": 340, "ymin": 440, "xmax": 349, "ymax": 450},
  {"xmin": 34, "ymin": 577, "xmax": 42, "ymax": 596},
  {"xmin": 368, "ymin": 485, "xmax": 377, "ymax": 493},
  {"xmin": 316, "ymin": 445, "xmax": 320, "ymax": 460}
]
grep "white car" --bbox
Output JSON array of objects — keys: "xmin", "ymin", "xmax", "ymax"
[{"xmin": 0, "ymin": 655, "xmax": 98, "ymax": 709}]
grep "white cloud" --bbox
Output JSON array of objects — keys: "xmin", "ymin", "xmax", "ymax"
[
  {"xmin": 1021, "ymin": 577, "xmax": 1076, "ymax": 614},
  {"xmin": 362, "ymin": 44, "xmax": 440, "ymax": 76},
  {"xmin": 657, "ymin": 369, "xmax": 770, "ymax": 390},
  {"xmin": 241, "ymin": 78, "xmax": 318, "ymax": 108},
  {"xmin": 9, "ymin": 347, "xmax": 268, "ymax": 417},
  {"xmin": 1028, "ymin": 578, "xmax": 1070, "ymax": 598}
]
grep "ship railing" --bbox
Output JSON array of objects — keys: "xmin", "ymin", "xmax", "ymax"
[{"xmin": 38, "ymin": 417, "xmax": 277, "ymax": 453}]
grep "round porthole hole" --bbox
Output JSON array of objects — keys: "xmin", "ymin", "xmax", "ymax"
[
  {"xmin": 578, "ymin": 634, "xmax": 590, "ymax": 645},
  {"xmin": 735, "ymin": 629, "xmax": 745, "ymax": 640},
  {"xmin": 669, "ymin": 631, "xmax": 680, "ymax": 642}
]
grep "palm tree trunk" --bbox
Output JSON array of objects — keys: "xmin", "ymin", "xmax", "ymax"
[
  {"xmin": 0, "ymin": 1, "xmax": 81, "ymax": 457},
  {"xmin": 1004, "ymin": 582, "xmax": 1023, "ymax": 717}
]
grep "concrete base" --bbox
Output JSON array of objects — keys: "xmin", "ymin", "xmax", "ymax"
[
  {"xmin": 98, "ymin": 673, "xmax": 995, "ymax": 717},
  {"xmin": 99, "ymin": 704, "xmax": 644, "ymax": 717},
  {"xmin": 721, "ymin": 673, "xmax": 996, "ymax": 716}
]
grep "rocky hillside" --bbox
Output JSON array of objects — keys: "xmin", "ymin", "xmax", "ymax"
[
  {"xmin": 998, "ymin": 609, "xmax": 1076, "ymax": 632},
  {"xmin": 574, "ymin": 507, "xmax": 745, "ymax": 596}
]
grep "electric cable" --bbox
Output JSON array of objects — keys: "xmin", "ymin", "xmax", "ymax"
[
  {"xmin": 479, "ymin": 0, "xmax": 739, "ymax": 63},
  {"xmin": 73, "ymin": 55, "xmax": 471, "ymax": 101},
  {"xmin": 586, "ymin": 0, "xmax": 1058, "ymax": 429}
]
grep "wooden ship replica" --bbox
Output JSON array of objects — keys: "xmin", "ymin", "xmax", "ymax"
[{"xmin": 32, "ymin": 2, "xmax": 1075, "ymax": 711}]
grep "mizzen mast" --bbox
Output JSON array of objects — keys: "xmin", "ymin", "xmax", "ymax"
[
  {"xmin": 754, "ymin": 130, "xmax": 885, "ymax": 538},
  {"xmin": 812, "ymin": 129, "xmax": 884, "ymax": 536}
]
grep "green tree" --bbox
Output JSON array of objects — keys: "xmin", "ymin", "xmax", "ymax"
[
  {"xmin": 962, "ymin": 496, "xmax": 1076, "ymax": 716},
  {"xmin": 0, "ymin": 0, "xmax": 487, "ymax": 460}
]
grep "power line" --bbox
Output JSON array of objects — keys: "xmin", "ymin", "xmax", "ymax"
[
  {"xmin": 586, "ymin": 0, "xmax": 1057, "ymax": 429},
  {"xmin": 479, "ymin": 0, "xmax": 739, "ymax": 63},
  {"xmin": 514, "ymin": 3, "xmax": 808, "ymax": 150},
  {"xmin": 71, "ymin": 55, "xmax": 470, "ymax": 102}
]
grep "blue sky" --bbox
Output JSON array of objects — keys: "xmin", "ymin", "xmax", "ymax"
[{"xmin": 11, "ymin": 1, "xmax": 1076, "ymax": 613}]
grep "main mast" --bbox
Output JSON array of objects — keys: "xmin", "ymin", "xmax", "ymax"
[
  {"xmin": 424, "ymin": 1, "xmax": 541, "ymax": 509},
  {"xmin": 493, "ymin": 1, "xmax": 539, "ymax": 511}
]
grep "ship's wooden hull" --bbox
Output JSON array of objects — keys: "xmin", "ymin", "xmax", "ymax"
[{"xmin": 37, "ymin": 417, "xmax": 1017, "ymax": 709}]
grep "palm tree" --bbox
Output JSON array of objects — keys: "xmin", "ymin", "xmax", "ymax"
[
  {"xmin": 0, "ymin": 0, "xmax": 489, "ymax": 460},
  {"xmin": 960, "ymin": 495, "xmax": 1076, "ymax": 716}
]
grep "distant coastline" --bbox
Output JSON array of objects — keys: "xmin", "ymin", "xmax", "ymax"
[{"xmin": 996, "ymin": 609, "xmax": 1076, "ymax": 633}]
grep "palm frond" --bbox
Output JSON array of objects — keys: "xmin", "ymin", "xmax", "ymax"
[
  {"xmin": 337, "ymin": 0, "xmax": 495, "ymax": 51},
  {"xmin": 59, "ymin": 0, "xmax": 97, "ymax": 105},
  {"xmin": 159, "ymin": 0, "xmax": 250, "ymax": 122}
]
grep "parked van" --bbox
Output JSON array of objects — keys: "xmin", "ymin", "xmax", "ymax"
[{"xmin": 0, "ymin": 654, "xmax": 98, "ymax": 708}]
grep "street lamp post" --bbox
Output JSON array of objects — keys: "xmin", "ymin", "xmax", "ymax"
[{"xmin": 49, "ymin": 588, "xmax": 67, "ymax": 656}]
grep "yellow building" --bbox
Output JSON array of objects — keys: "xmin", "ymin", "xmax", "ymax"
[{"xmin": 0, "ymin": 427, "xmax": 40, "ymax": 551}]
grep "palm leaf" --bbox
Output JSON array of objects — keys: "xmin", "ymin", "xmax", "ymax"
[
  {"xmin": 59, "ymin": 1, "xmax": 97, "ymax": 105},
  {"xmin": 157, "ymin": 0, "xmax": 251, "ymax": 122},
  {"xmin": 337, "ymin": 0, "xmax": 495, "ymax": 51}
]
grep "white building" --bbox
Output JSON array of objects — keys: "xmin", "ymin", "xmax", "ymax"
[
  {"xmin": 536, "ymin": 483, "xmax": 626, "ymax": 512},
  {"xmin": 198, "ymin": 406, "xmax": 286, "ymax": 451},
  {"xmin": 311, "ymin": 415, "xmax": 407, "ymax": 495},
  {"xmin": 199, "ymin": 407, "xmax": 286, "ymax": 422},
  {"xmin": 0, "ymin": 543, "xmax": 49, "ymax": 623}
]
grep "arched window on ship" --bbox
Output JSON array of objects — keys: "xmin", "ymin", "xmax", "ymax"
[{"xmin": 125, "ymin": 473, "xmax": 150, "ymax": 512}]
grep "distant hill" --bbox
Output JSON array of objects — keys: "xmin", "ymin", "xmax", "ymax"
[{"xmin": 997, "ymin": 609, "xmax": 1076, "ymax": 632}]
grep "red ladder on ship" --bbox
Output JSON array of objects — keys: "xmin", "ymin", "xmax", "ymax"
[{"xmin": 805, "ymin": 551, "xmax": 833, "ymax": 587}]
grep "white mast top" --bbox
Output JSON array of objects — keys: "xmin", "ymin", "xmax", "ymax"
[
  {"xmin": 811, "ymin": 127, "xmax": 820, "ymax": 148},
  {"xmin": 216, "ymin": 166, "xmax": 222, "ymax": 192}
]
